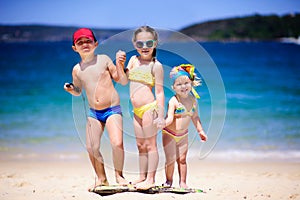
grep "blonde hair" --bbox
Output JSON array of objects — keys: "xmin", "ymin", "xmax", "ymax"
[{"xmin": 132, "ymin": 26, "xmax": 158, "ymax": 42}]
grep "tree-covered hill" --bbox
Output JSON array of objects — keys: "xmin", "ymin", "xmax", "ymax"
[{"xmin": 180, "ymin": 13, "xmax": 300, "ymax": 41}]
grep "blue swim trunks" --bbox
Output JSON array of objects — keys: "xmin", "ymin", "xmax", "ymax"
[{"xmin": 89, "ymin": 105, "xmax": 122, "ymax": 123}]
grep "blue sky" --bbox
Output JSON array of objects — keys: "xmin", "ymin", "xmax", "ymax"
[{"xmin": 0, "ymin": 0, "xmax": 299, "ymax": 30}]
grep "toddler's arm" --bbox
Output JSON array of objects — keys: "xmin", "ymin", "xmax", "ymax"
[
  {"xmin": 191, "ymin": 101, "xmax": 207, "ymax": 141},
  {"xmin": 164, "ymin": 98, "xmax": 176, "ymax": 127}
]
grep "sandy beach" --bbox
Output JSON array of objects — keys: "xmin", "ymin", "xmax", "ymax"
[{"xmin": 0, "ymin": 153, "xmax": 299, "ymax": 200}]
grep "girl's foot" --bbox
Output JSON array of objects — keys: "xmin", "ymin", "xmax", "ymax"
[
  {"xmin": 131, "ymin": 178, "xmax": 146, "ymax": 185},
  {"xmin": 116, "ymin": 176, "xmax": 129, "ymax": 185},
  {"xmin": 88, "ymin": 179, "xmax": 109, "ymax": 192}
]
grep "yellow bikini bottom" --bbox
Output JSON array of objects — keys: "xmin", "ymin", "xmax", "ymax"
[
  {"xmin": 162, "ymin": 128, "xmax": 188, "ymax": 143},
  {"xmin": 133, "ymin": 101, "xmax": 158, "ymax": 119}
]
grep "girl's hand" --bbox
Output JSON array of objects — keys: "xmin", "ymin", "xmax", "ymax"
[
  {"xmin": 154, "ymin": 118, "xmax": 166, "ymax": 130},
  {"xmin": 116, "ymin": 50, "xmax": 126, "ymax": 68}
]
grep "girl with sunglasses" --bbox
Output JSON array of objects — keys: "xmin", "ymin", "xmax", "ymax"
[
  {"xmin": 162, "ymin": 64, "xmax": 207, "ymax": 189},
  {"xmin": 117, "ymin": 26, "xmax": 165, "ymax": 189}
]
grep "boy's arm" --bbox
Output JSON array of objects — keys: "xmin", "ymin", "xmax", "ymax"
[
  {"xmin": 64, "ymin": 66, "xmax": 82, "ymax": 96},
  {"xmin": 191, "ymin": 100, "xmax": 207, "ymax": 141}
]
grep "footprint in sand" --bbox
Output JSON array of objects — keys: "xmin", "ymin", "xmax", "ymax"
[
  {"xmin": 14, "ymin": 181, "xmax": 32, "ymax": 187},
  {"xmin": 0, "ymin": 173, "xmax": 18, "ymax": 178}
]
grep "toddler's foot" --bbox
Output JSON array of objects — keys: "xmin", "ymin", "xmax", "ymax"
[
  {"xmin": 135, "ymin": 180, "xmax": 155, "ymax": 190},
  {"xmin": 179, "ymin": 182, "xmax": 188, "ymax": 189}
]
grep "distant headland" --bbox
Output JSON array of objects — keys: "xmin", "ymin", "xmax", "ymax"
[
  {"xmin": 179, "ymin": 13, "xmax": 300, "ymax": 42},
  {"xmin": 0, "ymin": 13, "xmax": 299, "ymax": 43}
]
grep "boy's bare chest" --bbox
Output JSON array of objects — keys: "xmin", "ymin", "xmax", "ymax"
[{"xmin": 77, "ymin": 63, "xmax": 108, "ymax": 82}]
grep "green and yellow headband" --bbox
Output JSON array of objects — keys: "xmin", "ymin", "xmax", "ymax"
[{"xmin": 170, "ymin": 64, "xmax": 200, "ymax": 99}]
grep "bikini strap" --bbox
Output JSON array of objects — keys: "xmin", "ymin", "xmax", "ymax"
[
  {"xmin": 174, "ymin": 95, "xmax": 181, "ymax": 105},
  {"xmin": 174, "ymin": 95, "xmax": 185, "ymax": 113},
  {"xmin": 126, "ymin": 55, "xmax": 138, "ymax": 72},
  {"xmin": 150, "ymin": 60, "xmax": 155, "ymax": 77}
]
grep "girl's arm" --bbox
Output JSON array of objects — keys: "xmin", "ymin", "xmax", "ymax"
[
  {"xmin": 153, "ymin": 62, "xmax": 165, "ymax": 128},
  {"xmin": 115, "ymin": 50, "xmax": 128, "ymax": 85},
  {"xmin": 109, "ymin": 53, "xmax": 135, "ymax": 85},
  {"xmin": 107, "ymin": 54, "xmax": 127, "ymax": 85},
  {"xmin": 191, "ymin": 100, "xmax": 207, "ymax": 141}
]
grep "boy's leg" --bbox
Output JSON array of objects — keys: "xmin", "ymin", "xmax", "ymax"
[
  {"xmin": 106, "ymin": 114, "xmax": 128, "ymax": 185},
  {"xmin": 86, "ymin": 117, "xmax": 108, "ymax": 190},
  {"xmin": 177, "ymin": 136, "xmax": 188, "ymax": 188}
]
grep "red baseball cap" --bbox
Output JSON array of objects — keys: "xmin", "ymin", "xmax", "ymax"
[{"xmin": 73, "ymin": 28, "xmax": 96, "ymax": 44}]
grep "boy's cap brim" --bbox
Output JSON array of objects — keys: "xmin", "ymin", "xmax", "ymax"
[{"xmin": 73, "ymin": 28, "xmax": 95, "ymax": 43}]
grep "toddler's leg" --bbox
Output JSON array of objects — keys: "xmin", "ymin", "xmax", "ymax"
[
  {"xmin": 177, "ymin": 136, "xmax": 188, "ymax": 188},
  {"xmin": 163, "ymin": 133, "xmax": 176, "ymax": 187}
]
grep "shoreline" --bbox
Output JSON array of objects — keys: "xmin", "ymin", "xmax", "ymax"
[
  {"xmin": 0, "ymin": 153, "xmax": 299, "ymax": 200},
  {"xmin": 1, "ymin": 147, "xmax": 300, "ymax": 163}
]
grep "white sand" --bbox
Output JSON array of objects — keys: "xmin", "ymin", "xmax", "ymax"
[{"xmin": 1, "ymin": 155, "xmax": 299, "ymax": 200}]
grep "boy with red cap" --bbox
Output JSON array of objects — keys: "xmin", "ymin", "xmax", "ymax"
[{"xmin": 64, "ymin": 28, "xmax": 128, "ymax": 191}]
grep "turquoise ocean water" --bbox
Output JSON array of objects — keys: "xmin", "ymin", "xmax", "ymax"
[{"xmin": 0, "ymin": 40, "xmax": 300, "ymax": 162}]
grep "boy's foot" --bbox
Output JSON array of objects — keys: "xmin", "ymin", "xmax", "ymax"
[
  {"xmin": 162, "ymin": 181, "xmax": 172, "ymax": 188},
  {"xmin": 88, "ymin": 180, "xmax": 109, "ymax": 192},
  {"xmin": 135, "ymin": 180, "xmax": 155, "ymax": 190}
]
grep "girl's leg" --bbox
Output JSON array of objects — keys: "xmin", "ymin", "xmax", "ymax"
[
  {"xmin": 106, "ymin": 114, "xmax": 128, "ymax": 185},
  {"xmin": 86, "ymin": 117, "xmax": 108, "ymax": 191},
  {"xmin": 162, "ymin": 132, "xmax": 176, "ymax": 187},
  {"xmin": 133, "ymin": 114, "xmax": 148, "ymax": 184},
  {"xmin": 135, "ymin": 109, "xmax": 159, "ymax": 189},
  {"xmin": 176, "ymin": 136, "xmax": 189, "ymax": 188}
]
